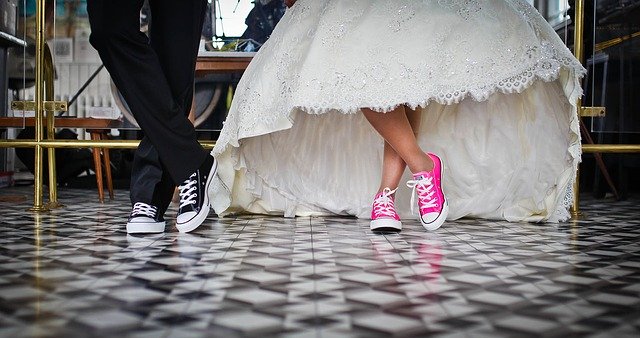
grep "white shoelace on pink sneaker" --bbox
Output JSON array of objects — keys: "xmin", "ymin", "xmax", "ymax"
[
  {"xmin": 406, "ymin": 176, "xmax": 437, "ymax": 215},
  {"xmin": 372, "ymin": 187, "xmax": 398, "ymax": 219}
]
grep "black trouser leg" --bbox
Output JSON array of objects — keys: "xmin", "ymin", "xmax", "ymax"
[
  {"xmin": 87, "ymin": 0, "xmax": 208, "ymax": 215},
  {"xmin": 129, "ymin": 137, "xmax": 176, "ymax": 217}
]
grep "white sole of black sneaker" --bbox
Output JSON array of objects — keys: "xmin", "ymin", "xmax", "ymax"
[
  {"xmin": 176, "ymin": 158, "xmax": 218, "ymax": 233},
  {"xmin": 126, "ymin": 221, "xmax": 166, "ymax": 234}
]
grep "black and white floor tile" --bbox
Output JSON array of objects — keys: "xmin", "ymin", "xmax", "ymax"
[{"xmin": 0, "ymin": 187, "xmax": 638, "ymax": 337}]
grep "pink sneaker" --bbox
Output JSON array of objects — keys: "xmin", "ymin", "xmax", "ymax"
[
  {"xmin": 406, "ymin": 153, "xmax": 448, "ymax": 231},
  {"xmin": 370, "ymin": 187, "xmax": 402, "ymax": 232}
]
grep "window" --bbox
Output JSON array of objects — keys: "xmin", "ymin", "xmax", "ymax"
[{"xmin": 546, "ymin": 0, "xmax": 570, "ymax": 26}]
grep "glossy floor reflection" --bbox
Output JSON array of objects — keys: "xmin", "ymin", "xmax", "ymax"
[{"xmin": 0, "ymin": 187, "xmax": 639, "ymax": 337}]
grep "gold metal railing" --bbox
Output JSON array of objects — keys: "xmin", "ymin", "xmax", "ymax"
[
  {"xmin": 572, "ymin": 0, "xmax": 585, "ymax": 217},
  {"xmin": 0, "ymin": 0, "xmax": 51, "ymax": 211},
  {"xmin": 571, "ymin": 0, "xmax": 640, "ymax": 217},
  {"xmin": 0, "ymin": 0, "xmax": 213, "ymax": 211},
  {"xmin": 1, "ymin": 139, "xmax": 216, "ymax": 149}
]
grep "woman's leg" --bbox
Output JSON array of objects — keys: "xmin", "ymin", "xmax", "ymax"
[
  {"xmin": 363, "ymin": 106, "xmax": 433, "ymax": 186},
  {"xmin": 366, "ymin": 105, "xmax": 447, "ymax": 231},
  {"xmin": 376, "ymin": 106, "xmax": 424, "ymax": 192},
  {"xmin": 378, "ymin": 142, "xmax": 404, "ymax": 191},
  {"xmin": 367, "ymin": 105, "xmax": 436, "ymax": 231}
]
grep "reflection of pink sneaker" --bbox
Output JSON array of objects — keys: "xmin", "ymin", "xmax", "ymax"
[
  {"xmin": 406, "ymin": 153, "xmax": 448, "ymax": 231},
  {"xmin": 370, "ymin": 187, "xmax": 402, "ymax": 232}
]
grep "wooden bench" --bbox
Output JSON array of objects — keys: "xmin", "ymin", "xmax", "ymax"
[{"xmin": 0, "ymin": 117, "xmax": 123, "ymax": 202}]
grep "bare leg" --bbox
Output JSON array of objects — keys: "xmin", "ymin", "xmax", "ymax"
[
  {"xmin": 376, "ymin": 106, "xmax": 424, "ymax": 192},
  {"xmin": 363, "ymin": 105, "xmax": 433, "ymax": 191},
  {"xmin": 378, "ymin": 141, "xmax": 405, "ymax": 192}
]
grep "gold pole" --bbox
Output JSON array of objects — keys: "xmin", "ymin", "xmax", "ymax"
[
  {"xmin": 0, "ymin": 139, "xmax": 216, "ymax": 149},
  {"xmin": 582, "ymin": 144, "xmax": 640, "ymax": 153},
  {"xmin": 571, "ymin": 0, "xmax": 585, "ymax": 218},
  {"xmin": 30, "ymin": 0, "xmax": 47, "ymax": 212},
  {"xmin": 44, "ymin": 44, "xmax": 62, "ymax": 208},
  {"xmin": 595, "ymin": 31, "xmax": 640, "ymax": 52},
  {"xmin": 1, "ymin": 140, "xmax": 618, "ymax": 152}
]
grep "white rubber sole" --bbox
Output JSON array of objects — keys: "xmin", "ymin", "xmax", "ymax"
[
  {"xmin": 370, "ymin": 218, "xmax": 402, "ymax": 232},
  {"xmin": 126, "ymin": 220, "xmax": 166, "ymax": 234},
  {"xmin": 420, "ymin": 200, "xmax": 448, "ymax": 231},
  {"xmin": 176, "ymin": 158, "xmax": 218, "ymax": 233}
]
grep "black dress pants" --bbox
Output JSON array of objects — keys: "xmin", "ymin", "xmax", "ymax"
[{"xmin": 87, "ymin": 0, "xmax": 209, "ymax": 216}]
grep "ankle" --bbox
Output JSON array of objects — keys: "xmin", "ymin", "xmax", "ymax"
[{"xmin": 408, "ymin": 154, "xmax": 434, "ymax": 174}]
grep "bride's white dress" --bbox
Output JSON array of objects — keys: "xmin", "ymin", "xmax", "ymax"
[{"xmin": 209, "ymin": 0, "xmax": 585, "ymax": 222}]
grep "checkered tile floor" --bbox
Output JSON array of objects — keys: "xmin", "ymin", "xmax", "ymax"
[{"xmin": 0, "ymin": 187, "xmax": 638, "ymax": 337}]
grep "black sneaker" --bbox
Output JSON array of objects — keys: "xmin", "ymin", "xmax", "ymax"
[
  {"xmin": 176, "ymin": 155, "xmax": 217, "ymax": 233},
  {"xmin": 127, "ymin": 202, "xmax": 166, "ymax": 234}
]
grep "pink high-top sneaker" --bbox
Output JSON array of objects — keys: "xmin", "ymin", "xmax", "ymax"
[
  {"xmin": 370, "ymin": 187, "xmax": 402, "ymax": 232},
  {"xmin": 406, "ymin": 153, "xmax": 448, "ymax": 231}
]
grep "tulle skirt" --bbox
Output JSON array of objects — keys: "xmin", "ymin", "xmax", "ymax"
[{"xmin": 209, "ymin": 0, "xmax": 585, "ymax": 222}]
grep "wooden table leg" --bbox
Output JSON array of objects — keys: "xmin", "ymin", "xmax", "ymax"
[
  {"xmin": 90, "ymin": 132, "xmax": 105, "ymax": 203},
  {"xmin": 102, "ymin": 142, "xmax": 114, "ymax": 200}
]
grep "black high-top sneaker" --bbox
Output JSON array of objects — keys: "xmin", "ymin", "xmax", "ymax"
[
  {"xmin": 176, "ymin": 155, "xmax": 217, "ymax": 233},
  {"xmin": 127, "ymin": 202, "xmax": 166, "ymax": 234}
]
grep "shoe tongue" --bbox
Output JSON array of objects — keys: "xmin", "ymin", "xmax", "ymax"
[
  {"xmin": 376, "ymin": 191, "xmax": 395, "ymax": 200},
  {"xmin": 413, "ymin": 171, "xmax": 431, "ymax": 180}
]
